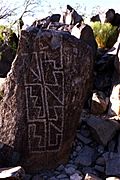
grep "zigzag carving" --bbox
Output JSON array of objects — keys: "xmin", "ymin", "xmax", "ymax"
[{"xmin": 24, "ymin": 45, "xmax": 64, "ymax": 152}]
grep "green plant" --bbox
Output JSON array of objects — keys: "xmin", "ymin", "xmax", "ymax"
[
  {"xmin": 0, "ymin": 25, "xmax": 7, "ymax": 44},
  {"xmin": 8, "ymin": 32, "xmax": 18, "ymax": 50},
  {"xmin": 0, "ymin": 25, "xmax": 18, "ymax": 51},
  {"xmin": 90, "ymin": 22, "xmax": 118, "ymax": 49}
]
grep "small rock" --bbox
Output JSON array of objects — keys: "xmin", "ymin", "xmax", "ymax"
[
  {"xmin": 70, "ymin": 173, "xmax": 82, "ymax": 180},
  {"xmin": 54, "ymin": 171, "xmax": 60, "ymax": 175},
  {"xmin": 82, "ymin": 167, "xmax": 98, "ymax": 176},
  {"xmin": 95, "ymin": 157, "xmax": 105, "ymax": 166},
  {"xmin": 56, "ymin": 164, "xmax": 64, "ymax": 172},
  {"xmin": 94, "ymin": 165, "xmax": 105, "ymax": 173},
  {"xmin": 91, "ymin": 91, "xmax": 109, "ymax": 115},
  {"xmin": 104, "ymin": 152, "xmax": 120, "ymax": 176},
  {"xmin": 76, "ymin": 145, "xmax": 83, "ymax": 152},
  {"xmin": 49, "ymin": 177, "xmax": 57, "ymax": 180},
  {"xmin": 108, "ymin": 84, "xmax": 120, "ymax": 116},
  {"xmin": 73, "ymin": 151, "xmax": 77, "ymax": 157},
  {"xmin": 108, "ymin": 139, "xmax": 116, "ymax": 152},
  {"xmin": 76, "ymin": 133, "xmax": 92, "ymax": 144},
  {"xmin": 86, "ymin": 116, "xmax": 120, "ymax": 146},
  {"xmin": 106, "ymin": 177, "xmax": 120, "ymax": 180},
  {"xmin": 97, "ymin": 145, "xmax": 105, "ymax": 154},
  {"xmin": 65, "ymin": 167, "xmax": 76, "ymax": 176},
  {"xmin": 0, "ymin": 166, "xmax": 25, "ymax": 179},
  {"xmin": 56, "ymin": 173, "xmax": 68, "ymax": 179},
  {"xmin": 80, "ymin": 126, "xmax": 91, "ymax": 137},
  {"xmin": 75, "ymin": 145, "xmax": 96, "ymax": 166},
  {"xmin": 65, "ymin": 164, "xmax": 77, "ymax": 169},
  {"xmin": 84, "ymin": 173, "xmax": 102, "ymax": 180}
]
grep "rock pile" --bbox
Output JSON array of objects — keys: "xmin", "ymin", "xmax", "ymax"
[
  {"xmin": 22, "ymin": 111, "xmax": 120, "ymax": 179},
  {"xmin": 0, "ymin": 110, "xmax": 120, "ymax": 179}
]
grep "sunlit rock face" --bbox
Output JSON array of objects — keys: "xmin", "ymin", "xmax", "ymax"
[{"xmin": 0, "ymin": 29, "xmax": 93, "ymax": 172}]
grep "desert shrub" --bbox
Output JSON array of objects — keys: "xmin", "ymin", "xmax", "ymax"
[
  {"xmin": 8, "ymin": 32, "xmax": 18, "ymax": 50},
  {"xmin": 0, "ymin": 25, "xmax": 6, "ymax": 44},
  {"xmin": 0, "ymin": 25, "xmax": 18, "ymax": 50},
  {"xmin": 90, "ymin": 22, "xmax": 118, "ymax": 49}
]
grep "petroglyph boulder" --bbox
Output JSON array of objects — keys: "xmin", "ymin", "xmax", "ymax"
[{"xmin": 0, "ymin": 30, "xmax": 93, "ymax": 172}]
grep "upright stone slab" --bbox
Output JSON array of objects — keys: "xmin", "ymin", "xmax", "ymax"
[{"xmin": 0, "ymin": 30, "xmax": 93, "ymax": 172}]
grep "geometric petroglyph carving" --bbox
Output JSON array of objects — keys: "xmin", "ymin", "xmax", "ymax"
[{"xmin": 24, "ymin": 46, "xmax": 64, "ymax": 152}]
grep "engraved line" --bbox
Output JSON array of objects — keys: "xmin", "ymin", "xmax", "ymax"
[
  {"xmin": 38, "ymin": 52, "xmax": 49, "ymax": 150},
  {"xmin": 48, "ymin": 122, "xmax": 62, "ymax": 147},
  {"xmin": 48, "ymin": 106, "xmax": 63, "ymax": 121},
  {"xmin": 45, "ymin": 71, "xmax": 64, "ymax": 87},
  {"xmin": 45, "ymin": 86, "xmax": 64, "ymax": 105},
  {"xmin": 44, "ymin": 60, "xmax": 63, "ymax": 70},
  {"xmin": 28, "ymin": 122, "xmax": 47, "ymax": 152},
  {"xmin": 25, "ymin": 86, "xmax": 30, "ymax": 122},
  {"xmin": 25, "ymin": 85, "xmax": 46, "ymax": 121}
]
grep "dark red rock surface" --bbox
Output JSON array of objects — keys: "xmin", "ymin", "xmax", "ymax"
[{"xmin": 0, "ymin": 30, "xmax": 93, "ymax": 172}]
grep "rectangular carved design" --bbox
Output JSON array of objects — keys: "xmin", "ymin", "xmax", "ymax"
[{"xmin": 24, "ymin": 46, "xmax": 64, "ymax": 152}]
